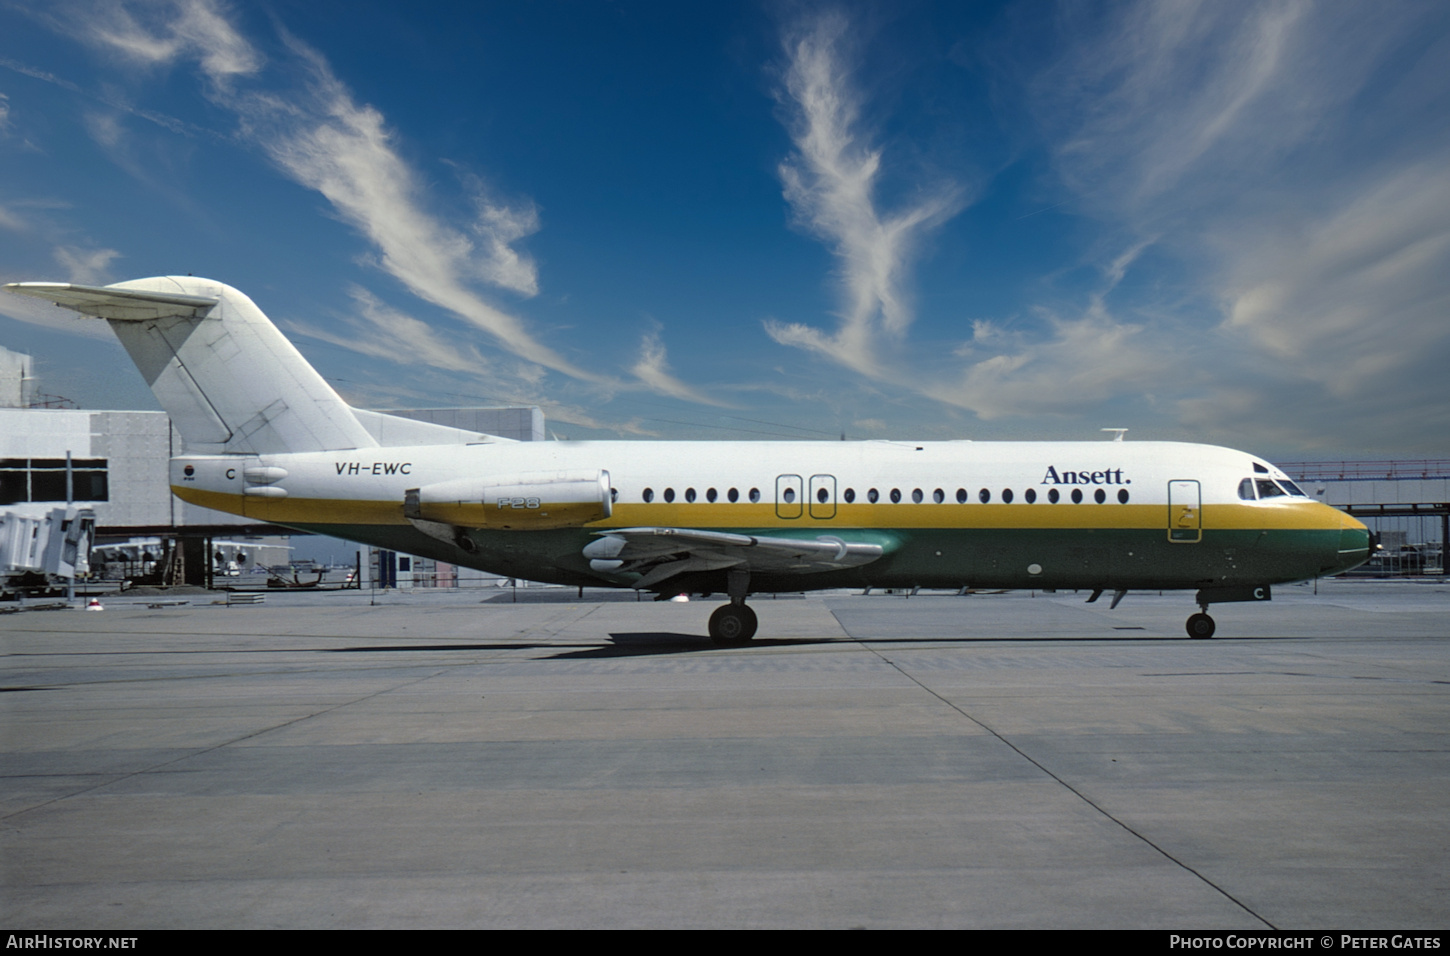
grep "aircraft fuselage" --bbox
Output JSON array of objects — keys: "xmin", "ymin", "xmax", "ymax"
[{"xmin": 170, "ymin": 438, "xmax": 1368, "ymax": 594}]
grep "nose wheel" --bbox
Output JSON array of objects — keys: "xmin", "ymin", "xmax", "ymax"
[
  {"xmin": 709, "ymin": 603, "xmax": 758, "ymax": 645},
  {"xmin": 1186, "ymin": 612, "xmax": 1216, "ymax": 639}
]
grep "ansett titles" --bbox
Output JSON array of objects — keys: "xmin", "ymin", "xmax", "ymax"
[
  {"xmin": 1041, "ymin": 466, "xmax": 1129, "ymax": 485},
  {"xmin": 334, "ymin": 461, "xmax": 413, "ymax": 476}
]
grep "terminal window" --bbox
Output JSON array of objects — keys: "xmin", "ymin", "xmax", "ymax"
[{"xmin": 0, "ymin": 458, "xmax": 109, "ymax": 504}]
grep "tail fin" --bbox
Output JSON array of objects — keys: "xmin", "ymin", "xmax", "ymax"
[{"xmin": 5, "ymin": 277, "xmax": 376, "ymax": 455}]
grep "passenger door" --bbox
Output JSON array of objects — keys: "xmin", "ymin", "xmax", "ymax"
[{"xmin": 809, "ymin": 474, "xmax": 836, "ymax": 519}]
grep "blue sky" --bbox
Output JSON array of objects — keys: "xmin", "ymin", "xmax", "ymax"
[{"xmin": 2, "ymin": 0, "xmax": 1448, "ymax": 458}]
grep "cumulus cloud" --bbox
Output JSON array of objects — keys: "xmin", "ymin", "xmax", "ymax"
[{"xmin": 765, "ymin": 12, "xmax": 964, "ymax": 376}]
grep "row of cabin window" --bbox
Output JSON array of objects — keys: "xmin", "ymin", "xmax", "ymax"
[
  {"xmin": 641, "ymin": 487, "xmax": 761, "ymax": 503},
  {"xmin": 637, "ymin": 485, "xmax": 1132, "ymax": 505}
]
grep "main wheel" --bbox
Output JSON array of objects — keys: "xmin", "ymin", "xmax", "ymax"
[
  {"xmin": 709, "ymin": 604, "xmax": 758, "ymax": 644},
  {"xmin": 1186, "ymin": 612, "xmax": 1216, "ymax": 639}
]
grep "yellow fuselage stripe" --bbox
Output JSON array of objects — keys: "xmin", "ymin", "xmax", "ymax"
[{"xmin": 174, "ymin": 486, "xmax": 1354, "ymax": 532}]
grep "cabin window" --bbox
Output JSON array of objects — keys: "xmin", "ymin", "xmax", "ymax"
[
  {"xmin": 1094, "ymin": 488, "xmax": 1106, "ymax": 504},
  {"xmin": 933, "ymin": 488, "xmax": 945, "ymax": 504},
  {"xmin": 728, "ymin": 487, "xmax": 739, "ymax": 502},
  {"xmin": 610, "ymin": 487, "xmax": 618, "ymax": 503},
  {"xmin": 706, "ymin": 487, "xmax": 717, "ymax": 502},
  {"xmin": 890, "ymin": 488, "xmax": 902, "ymax": 503},
  {"xmin": 911, "ymin": 488, "xmax": 923, "ymax": 504},
  {"xmin": 1118, "ymin": 489, "xmax": 1130, "ymax": 504},
  {"xmin": 1002, "ymin": 488, "xmax": 1014, "ymax": 504},
  {"xmin": 1048, "ymin": 488, "xmax": 1060, "ymax": 503},
  {"xmin": 685, "ymin": 488, "xmax": 696, "ymax": 502},
  {"xmin": 868, "ymin": 488, "xmax": 879, "ymax": 503},
  {"xmin": 783, "ymin": 487, "xmax": 796, "ymax": 503},
  {"xmin": 1071, "ymin": 488, "xmax": 1083, "ymax": 504},
  {"xmin": 979, "ymin": 488, "xmax": 991, "ymax": 504},
  {"xmin": 956, "ymin": 488, "xmax": 967, "ymax": 504},
  {"xmin": 643, "ymin": 487, "xmax": 654, "ymax": 503},
  {"xmin": 1024, "ymin": 488, "xmax": 1036, "ymax": 503},
  {"xmin": 664, "ymin": 488, "xmax": 676, "ymax": 503},
  {"xmin": 817, "ymin": 486, "xmax": 829, "ymax": 504},
  {"xmin": 749, "ymin": 487, "xmax": 761, "ymax": 503},
  {"xmin": 844, "ymin": 488, "xmax": 855, "ymax": 503}
]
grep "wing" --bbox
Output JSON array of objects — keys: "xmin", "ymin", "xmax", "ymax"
[
  {"xmin": 4, "ymin": 282, "xmax": 217, "ymax": 320},
  {"xmin": 583, "ymin": 526, "xmax": 884, "ymax": 590}
]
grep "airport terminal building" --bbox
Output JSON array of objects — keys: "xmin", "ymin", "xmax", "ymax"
[{"xmin": 1, "ymin": 343, "xmax": 544, "ymax": 588}]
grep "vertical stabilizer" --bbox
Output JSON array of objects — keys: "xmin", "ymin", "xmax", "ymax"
[{"xmin": 5, "ymin": 277, "xmax": 376, "ymax": 455}]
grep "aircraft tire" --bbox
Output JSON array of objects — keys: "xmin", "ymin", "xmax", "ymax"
[
  {"xmin": 709, "ymin": 604, "xmax": 758, "ymax": 645},
  {"xmin": 1186, "ymin": 612, "xmax": 1216, "ymax": 639}
]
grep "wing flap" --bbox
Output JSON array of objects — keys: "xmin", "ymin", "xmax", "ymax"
[
  {"xmin": 4, "ymin": 282, "xmax": 218, "ymax": 320},
  {"xmin": 585, "ymin": 526, "xmax": 884, "ymax": 585}
]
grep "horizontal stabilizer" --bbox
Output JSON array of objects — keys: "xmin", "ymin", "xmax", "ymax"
[
  {"xmin": 4, "ymin": 282, "xmax": 218, "ymax": 320},
  {"xmin": 5, "ymin": 276, "xmax": 377, "ymax": 454}
]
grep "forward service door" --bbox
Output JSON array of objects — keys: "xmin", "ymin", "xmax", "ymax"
[{"xmin": 1168, "ymin": 479, "xmax": 1202, "ymax": 542}]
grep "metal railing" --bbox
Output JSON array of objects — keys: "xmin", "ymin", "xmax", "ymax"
[{"xmin": 1279, "ymin": 460, "xmax": 1450, "ymax": 480}]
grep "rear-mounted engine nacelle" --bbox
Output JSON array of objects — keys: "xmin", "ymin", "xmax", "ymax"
[{"xmin": 404, "ymin": 469, "xmax": 612, "ymax": 530}]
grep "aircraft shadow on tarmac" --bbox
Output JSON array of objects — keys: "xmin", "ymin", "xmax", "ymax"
[
  {"xmin": 324, "ymin": 634, "xmax": 819, "ymax": 659},
  {"xmin": 321, "ymin": 630, "xmax": 1256, "ymax": 661}
]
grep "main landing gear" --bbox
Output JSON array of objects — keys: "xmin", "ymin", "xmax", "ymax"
[
  {"xmin": 1186, "ymin": 612, "xmax": 1216, "ymax": 639},
  {"xmin": 709, "ymin": 603, "xmax": 758, "ymax": 644},
  {"xmin": 708, "ymin": 567, "xmax": 756, "ymax": 645}
]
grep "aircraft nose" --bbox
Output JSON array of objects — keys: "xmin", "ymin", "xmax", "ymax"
[{"xmin": 1331, "ymin": 509, "xmax": 1371, "ymax": 574}]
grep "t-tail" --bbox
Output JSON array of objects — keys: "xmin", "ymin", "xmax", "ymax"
[{"xmin": 6, "ymin": 276, "xmax": 376, "ymax": 455}]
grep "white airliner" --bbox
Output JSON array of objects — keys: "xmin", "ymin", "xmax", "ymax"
[{"xmin": 5, "ymin": 277, "xmax": 1372, "ymax": 641}]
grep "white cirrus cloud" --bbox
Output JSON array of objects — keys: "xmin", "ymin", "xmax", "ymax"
[
  {"xmin": 630, "ymin": 328, "xmax": 727, "ymax": 407},
  {"xmin": 992, "ymin": 0, "xmax": 1450, "ymax": 452},
  {"xmin": 285, "ymin": 285, "xmax": 493, "ymax": 378},
  {"xmin": 764, "ymin": 12, "xmax": 964, "ymax": 377},
  {"xmin": 61, "ymin": 1, "xmax": 610, "ymax": 385},
  {"xmin": 53, "ymin": 245, "xmax": 121, "ymax": 285},
  {"xmin": 64, "ymin": 0, "xmax": 263, "ymax": 83}
]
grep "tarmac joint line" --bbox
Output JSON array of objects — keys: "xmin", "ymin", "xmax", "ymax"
[{"xmin": 857, "ymin": 642, "xmax": 1279, "ymax": 930}]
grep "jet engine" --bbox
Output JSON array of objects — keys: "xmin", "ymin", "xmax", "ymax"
[{"xmin": 404, "ymin": 469, "xmax": 612, "ymax": 531}]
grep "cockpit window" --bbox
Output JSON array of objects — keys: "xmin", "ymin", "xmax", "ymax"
[
  {"xmin": 1256, "ymin": 479, "xmax": 1286, "ymax": 499},
  {"xmin": 1238, "ymin": 478, "xmax": 1256, "ymax": 500},
  {"xmin": 1280, "ymin": 479, "xmax": 1308, "ymax": 497}
]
